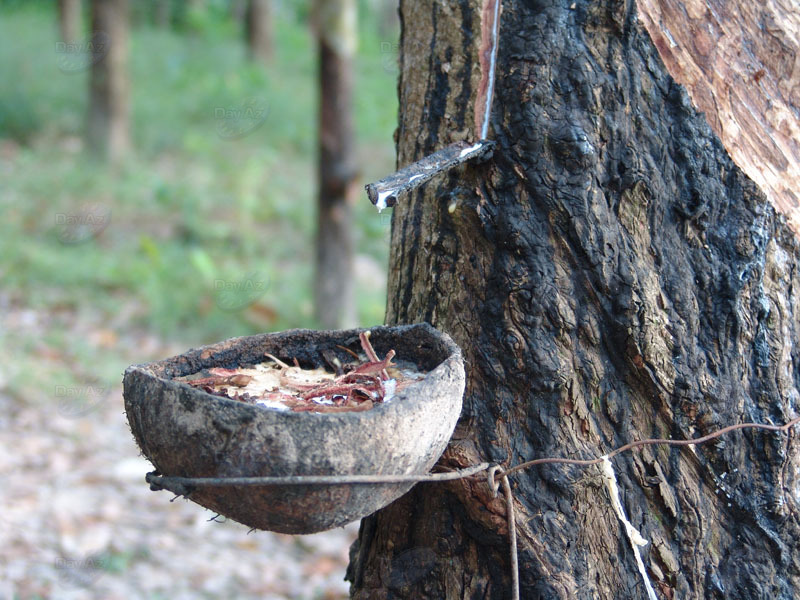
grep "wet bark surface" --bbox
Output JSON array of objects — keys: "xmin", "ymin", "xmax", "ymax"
[{"xmin": 348, "ymin": 0, "xmax": 800, "ymax": 598}]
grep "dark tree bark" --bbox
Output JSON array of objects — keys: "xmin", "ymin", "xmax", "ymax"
[
  {"xmin": 57, "ymin": 0, "xmax": 81, "ymax": 44},
  {"xmin": 87, "ymin": 0, "xmax": 130, "ymax": 163},
  {"xmin": 313, "ymin": 0, "xmax": 358, "ymax": 329},
  {"xmin": 348, "ymin": 0, "xmax": 800, "ymax": 598},
  {"xmin": 245, "ymin": 0, "xmax": 273, "ymax": 63}
]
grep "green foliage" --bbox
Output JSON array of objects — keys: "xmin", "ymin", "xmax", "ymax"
[{"xmin": 0, "ymin": 1, "xmax": 398, "ymax": 375}]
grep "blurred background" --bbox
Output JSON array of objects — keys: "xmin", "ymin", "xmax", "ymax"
[{"xmin": 0, "ymin": 0, "xmax": 398, "ymax": 597}]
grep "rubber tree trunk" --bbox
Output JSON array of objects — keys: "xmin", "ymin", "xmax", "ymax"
[
  {"xmin": 246, "ymin": 0, "xmax": 273, "ymax": 63},
  {"xmin": 347, "ymin": 0, "xmax": 800, "ymax": 598},
  {"xmin": 86, "ymin": 0, "xmax": 130, "ymax": 163},
  {"xmin": 313, "ymin": 0, "xmax": 358, "ymax": 329},
  {"xmin": 57, "ymin": 0, "xmax": 81, "ymax": 44}
]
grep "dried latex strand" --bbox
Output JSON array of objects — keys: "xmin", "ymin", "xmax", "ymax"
[{"xmin": 600, "ymin": 456, "xmax": 657, "ymax": 600}]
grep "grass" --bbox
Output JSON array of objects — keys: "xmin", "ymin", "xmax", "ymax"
[{"xmin": 0, "ymin": 2, "xmax": 398, "ymax": 402}]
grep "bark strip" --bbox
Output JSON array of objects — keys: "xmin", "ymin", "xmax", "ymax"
[{"xmin": 365, "ymin": 140, "xmax": 494, "ymax": 210}]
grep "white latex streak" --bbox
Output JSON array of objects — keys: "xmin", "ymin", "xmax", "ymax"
[
  {"xmin": 600, "ymin": 456, "xmax": 657, "ymax": 600},
  {"xmin": 481, "ymin": 0, "xmax": 501, "ymax": 139}
]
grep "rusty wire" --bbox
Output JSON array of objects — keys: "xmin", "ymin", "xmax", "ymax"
[{"xmin": 496, "ymin": 415, "xmax": 800, "ymax": 479}]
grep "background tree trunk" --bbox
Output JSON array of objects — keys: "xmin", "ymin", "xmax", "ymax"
[
  {"xmin": 313, "ymin": 0, "xmax": 358, "ymax": 329},
  {"xmin": 245, "ymin": 0, "xmax": 273, "ymax": 63},
  {"xmin": 154, "ymin": 0, "xmax": 170, "ymax": 29},
  {"xmin": 231, "ymin": 0, "xmax": 247, "ymax": 27},
  {"xmin": 57, "ymin": 0, "xmax": 81, "ymax": 44},
  {"xmin": 348, "ymin": 0, "xmax": 800, "ymax": 598},
  {"xmin": 87, "ymin": 0, "xmax": 130, "ymax": 163}
]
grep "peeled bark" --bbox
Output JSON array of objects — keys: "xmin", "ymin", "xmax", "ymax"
[
  {"xmin": 348, "ymin": 0, "xmax": 800, "ymax": 598},
  {"xmin": 246, "ymin": 0, "xmax": 273, "ymax": 63},
  {"xmin": 636, "ymin": 0, "xmax": 800, "ymax": 235},
  {"xmin": 313, "ymin": 0, "xmax": 358, "ymax": 329},
  {"xmin": 57, "ymin": 0, "xmax": 81, "ymax": 44},
  {"xmin": 87, "ymin": 0, "xmax": 130, "ymax": 163}
]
